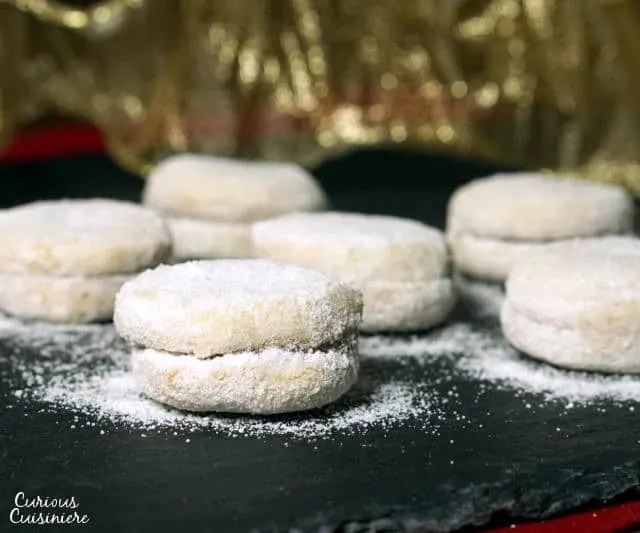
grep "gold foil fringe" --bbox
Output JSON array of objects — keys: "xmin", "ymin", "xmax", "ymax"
[{"xmin": 1, "ymin": 0, "xmax": 640, "ymax": 193}]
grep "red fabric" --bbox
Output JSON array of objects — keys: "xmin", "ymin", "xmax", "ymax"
[
  {"xmin": 488, "ymin": 500, "xmax": 640, "ymax": 532},
  {"xmin": 1, "ymin": 123, "xmax": 640, "ymax": 533},
  {"xmin": 0, "ymin": 124, "xmax": 105, "ymax": 162}
]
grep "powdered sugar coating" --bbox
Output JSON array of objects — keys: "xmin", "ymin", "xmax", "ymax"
[
  {"xmin": 166, "ymin": 217, "xmax": 252, "ymax": 261},
  {"xmin": 448, "ymin": 233, "xmax": 544, "ymax": 282},
  {"xmin": 114, "ymin": 259, "xmax": 362, "ymax": 356},
  {"xmin": 506, "ymin": 236, "xmax": 640, "ymax": 328},
  {"xmin": 0, "ymin": 199, "xmax": 171, "ymax": 276},
  {"xmin": 0, "ymin": 273, "xmax": 130, "ymax": 323},
  {"xmin": 447, "ymin": 173, "xmax": 634, "ymax": 240},
  {"xmin": 131, "ymin": 340, "xmax": 359, "ymax": 414},
  {"xmin": 503, "ymin": 236, "xmax": 640, "ymax": 372},
  {"xmin": 253, "ymin": 212, "xmax": 448, "ymax": 284},
  {"xmin": 361, "ymin": 279, "xmax": 456, "ymax": 332},
  {"xmin": 143, "ymin": 154, "xmax": 327, "ymax": 221},
  {"xmin": 501, "ymin": 302, "xmax": 640, "ymax": 373}
]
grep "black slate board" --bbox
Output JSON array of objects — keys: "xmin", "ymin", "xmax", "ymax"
[{"xmin": 1, "ymin": 149, "xmax": 639, "ymax": 533}]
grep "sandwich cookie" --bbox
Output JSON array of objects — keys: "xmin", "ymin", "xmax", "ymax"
[
  {"xmin": 502, "ymin": 236, "xmax": 640, "ymax": 373},
  {"xmin": 446, "ymin": 173, "xmax": 634, "ymax": 282},
  {"xmin": 0, "ymin": 199, "xmax": 171, "ymax": 323},
  {"xmin": 252, "ymin": 212, "xmax": 455, "ymax": 332},
  {"xmin": 143, "ymin": 154, "xmax": 328, "ymax": 262},
  {"xmin": 114, "ymin": 259, "xmax": 362, "ymax": 414}
]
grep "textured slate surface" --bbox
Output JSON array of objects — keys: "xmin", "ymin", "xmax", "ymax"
[{"xmin": 0, "ymin": 150, "xmax": 639, "ymax": 533}]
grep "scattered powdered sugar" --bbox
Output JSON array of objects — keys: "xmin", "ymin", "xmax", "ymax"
[
  {"xmin": 40, "ymin": 367, "xmax": 433, "ymax": 437},
  {"xmin": 457, "ymin": 331, "xmax": 640, "ymax": 404},
  {"xmin": 1, "ymin": 313, "xmax": 445, "ymax": 439},
  {"xmin": 360, "ymin": 323, "xmax": 483, "ymax": 360},
  {"xmin": 3, "ymin": 278, "xmax": 640, "ymax": 442},
  {"xmin": 363, "ymin": 279, "xmax": 640, "ymax": 406}
]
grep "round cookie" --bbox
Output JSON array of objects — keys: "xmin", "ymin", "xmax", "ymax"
[
  {"xmin": 0, "ymin": 199, "xmax": 171, "ymax": 276},
  {"xmin": 502, "ymin": 236, "xmax": 640, "ymax": 373},
  {"xmin": 114, "ymin": 259, "xmax": 362, "ymax": 357},
  {"xmin": 143, "ymin": 154, "xmax": 327, "ymax": 222},
  {"xmin": 166, "ymin": 217, "xmax": 252, "ymax": 262},
  {"xmin": 131, "ymin": 343, "xmax": 359, "ymax": 414},
  {"xmin": 252, "ymin": 212, "xmax": 454, "ymax": 331},
  {"xmin": 446, "ymin": 173, "xmax": 634, "ymax": 282},
  {"xmin": 0, "ymin": 273, "xmax": 131, "ymax": 323}
]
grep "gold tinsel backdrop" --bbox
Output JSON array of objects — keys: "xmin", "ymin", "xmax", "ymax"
[{"xmin": 1, "ymin": 0, "xmax": 640, "ymax": 192}]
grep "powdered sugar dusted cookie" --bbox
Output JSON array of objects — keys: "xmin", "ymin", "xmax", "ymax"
[
  {"xmin": 115, "ymin": 259, "xmax": 362, "ymax": 414},
  {"xmin": 114, "ymin": 259, "xmax": 362, "ymax": 356},
  {"xmin": 143, "ymin": 154, "xmax": 327, "ymax": 222},
  {"xmin": 0, "ymin": 199, "xmax": 171, "ymax": 276},
  {"xmin": 502, "ymin": 236, "xmax": 640, "ymax": 373},
  {"xmin": 446, "ymin": 173, "xmax": 634, "ymax": 282},
  {"xmin": 0, "ymin": 199, "xmax": 171, "ymax": 323},
  {"xmin": 166, "ymin": 217, "xmax": 252, "ymax": 261},
  {"xmin": 131, "ymin": 342, "xmax": 359, "ymax": 414},
  {"xmin": 252, "ymin": 212, "xmax": 454, "ymax": 332}
]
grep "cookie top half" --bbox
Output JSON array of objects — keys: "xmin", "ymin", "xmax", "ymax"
[
  {"xmin": 447, "ymin": 173, "xmax": 634, "ymax": 241},
  {"xmin": 114, "ymin": 259, "xmax": 362, "ymax": 357},
  {"xmin": 0, "ymin": 199, "xmax": 171, "ymax": 276},
  {"xmin": 143, "ymin": 154, "xmax": 327, "ymax": 221}
]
